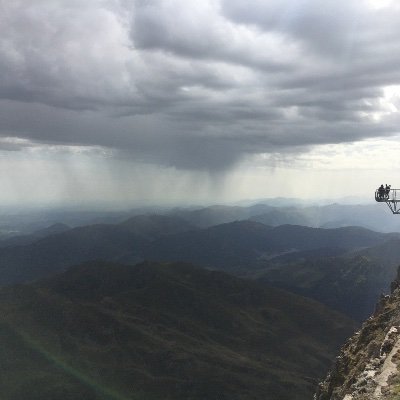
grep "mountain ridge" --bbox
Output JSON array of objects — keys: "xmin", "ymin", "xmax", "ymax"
[{"xmin": 0, "ymin": 217, "xmax": 393, "ymax": 287}]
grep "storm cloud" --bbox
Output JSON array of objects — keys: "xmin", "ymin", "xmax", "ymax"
[{"xmin": 1, "ymin": 0, "xmax": 400, "ymax": 171}]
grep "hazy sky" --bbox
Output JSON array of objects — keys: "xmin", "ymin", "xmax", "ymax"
[{"xmin": 1, "ymin": 0, "xmax": 400, "ymax": 206}]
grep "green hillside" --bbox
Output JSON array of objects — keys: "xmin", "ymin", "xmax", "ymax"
[
  {"xmin": 0, "ymin": 261, "xmax": 355, "ymax": 400},
  {"xmin": 254, "ymin": 239, "xmax": 400, "ymax": 321},
  {"xmin": 145, "ymin": 222, "xmax": 393, "ymax": 271},
  {"xmin": 0, "ymin": 218, "xmax": 390, "ymax": 287}
]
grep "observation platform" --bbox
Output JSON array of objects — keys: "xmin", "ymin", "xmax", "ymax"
[{"xmin": 375, "ymin": 188, "xmax": 400, "ymax": 214}]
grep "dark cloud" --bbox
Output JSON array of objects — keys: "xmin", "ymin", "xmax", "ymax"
[
  {"xmin": 131, "ymin": 0, "xmax": 289, "ymax": 72},
  {"xmin": 0, "ymin": 0, "xmax": 400, "ymax": 171},
  {"xmin": 220, "ymin": 0, "xmax": 363, "ymax": 57}
]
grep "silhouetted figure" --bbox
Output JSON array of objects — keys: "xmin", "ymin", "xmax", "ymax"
[
  {"xmin": 385, "ymin": 184, "xmax": 391, "ymax": 198},
  {"xmin": 378, "ymin": 184, "xmax": 385, "ymax": 199}
]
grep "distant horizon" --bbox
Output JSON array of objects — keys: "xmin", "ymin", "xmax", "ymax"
[{"xmin": 0, "ymin": 194, "xmax": 375, "ymax": 213}]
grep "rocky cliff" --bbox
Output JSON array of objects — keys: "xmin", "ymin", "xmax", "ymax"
[{"xmin": 315, "ymin": 267, "xmax": 400, "ymax": 400}]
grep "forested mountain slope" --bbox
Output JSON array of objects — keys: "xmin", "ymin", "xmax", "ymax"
[
  {"xmin": 0, "ymin": 261, "xmax": 355, "ymax": 400},
  {"xmin": 0, "ymin": 214, "xmax": 396, "ymax": 323}
]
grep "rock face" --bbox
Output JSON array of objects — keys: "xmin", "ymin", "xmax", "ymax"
[{"xmin": 315, "ymin": 266, "xmax": 400, "ymax": 400}]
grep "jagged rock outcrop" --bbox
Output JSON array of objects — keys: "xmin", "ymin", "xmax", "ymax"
[{"xmin": 315, "ymin": 267, "xmax": 400, "ymax": 399}]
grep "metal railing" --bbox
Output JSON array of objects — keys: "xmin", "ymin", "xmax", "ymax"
[{"xmin": 375, "ymin": 188, "xmax": 400, "ymax": 214}]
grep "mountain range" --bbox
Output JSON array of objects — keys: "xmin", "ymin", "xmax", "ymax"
[
  {"xmin": 0, "ymin": 214, "xmax": 398, "ymax": 322},
  {"xmin": 0, "ymin": 206, "xmax": 399, "ymax": 398},
  {"xmin": 0, "ymin": 200, "xmax": 399, "ymax": 239},
  {"xmin": 144, "ymin": 222, "xmax": 395, "ymax": 271},
  {"xmin": 169, "ymin": 202, "xmax": 400, "ymax": 233}
]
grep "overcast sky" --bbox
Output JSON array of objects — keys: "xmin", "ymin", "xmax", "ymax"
[{"xmin": 1, "ymin": 0, "xmax": 400, "ymax": 207}]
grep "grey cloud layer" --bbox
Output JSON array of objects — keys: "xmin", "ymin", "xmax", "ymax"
[{"xmin": 1, "ymin": 0, "xmax": 400, "ymax": 170}]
